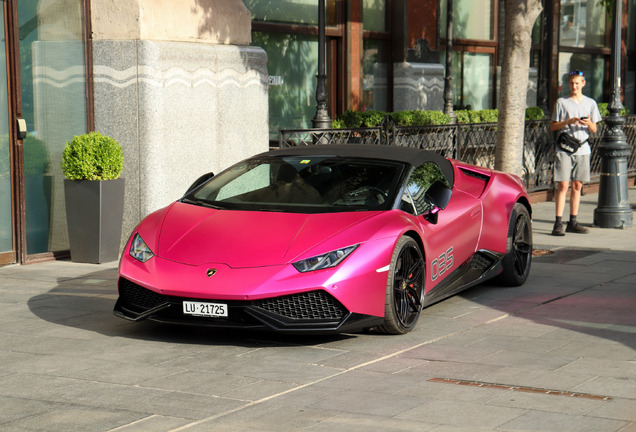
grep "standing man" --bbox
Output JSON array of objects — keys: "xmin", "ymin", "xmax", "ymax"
[{"xmin": 550, "ymin": 70, "xmax": 602, "ymax": 236}]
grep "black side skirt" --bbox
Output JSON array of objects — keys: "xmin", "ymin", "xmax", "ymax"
[{"xmin": 423, "ymin": 249, "xmax": 504, "ymax": 307}]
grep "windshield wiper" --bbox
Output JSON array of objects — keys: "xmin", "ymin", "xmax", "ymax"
[{"xmin": 182, "ymin": 198, "xmax": 224, "ymax": 210}]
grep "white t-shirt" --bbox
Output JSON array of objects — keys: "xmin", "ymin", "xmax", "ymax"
[{"xmin": 551, "ymin": 95, "xmax": 602, "ymax": 156}]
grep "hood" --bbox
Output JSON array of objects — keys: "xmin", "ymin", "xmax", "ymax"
[{"xmin": 156, "ymin": 202, "xmax": 378, "ymax": 267}]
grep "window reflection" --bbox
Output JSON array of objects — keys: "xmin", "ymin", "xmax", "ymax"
[
  {"xmin": 362, "ymin": 39, "xmax": 389, "ymax": 111},
  {"xmin": 252, "ymin": 32, "xmax": 319, "ymax": 141},
  {"xmin": 440, "ymin": 0, "xmax": 492, "ymax": 40},
  {"xmin": 440, "ymin": 50, "xmax": 493, "ymax": 110},
  {"xmin": 245, "ymin": 0, "xmax": 336, "ymax": 26},
  {"xmin": 557, "ymin": 53, "xmax": 605, "ymax": 102},
  {"xmin": 559, "ymin": 0, "xmax": 606, "ymax": 48},
  {"xmin": 18, "ymin": 0, "xmax": 87, "ymax": 254},
  {"xmin": 363, "ymin": 0, "xmax": 386, "ymax": 32},
  {"xmin": 0, "ymin": 6, "xmax": 11, "ymax": 253}
]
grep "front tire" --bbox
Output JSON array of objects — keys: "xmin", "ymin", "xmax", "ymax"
[
  {"xmin": 498, "ymin": 203, "xmax": 532, "ymax": 286},
  {"xmin": 378, "ymin": 236, "xmax": 425, "ymax": 334}
]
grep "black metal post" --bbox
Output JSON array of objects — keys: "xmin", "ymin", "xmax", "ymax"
[
  {"xmin": 537, "ymin": 0, "xmax": 554, "ymax": 117},
  {"xmin": 312, "ymin": 0, "xmax": 331, "ymax": 129},
  {"xmin": 443, "ymin": 0, "xmax": 456, "ymax": 123},
  {"xmin": 593, "ymin": 0, "xmax": 634, "ymax": 228}
]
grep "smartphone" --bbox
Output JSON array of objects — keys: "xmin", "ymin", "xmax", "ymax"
[{"xmin": 580, "ymin": 116, "xmax": 588, "ymax": 120}]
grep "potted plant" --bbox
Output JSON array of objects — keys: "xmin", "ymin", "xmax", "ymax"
[{"xmin": 61, "ymin": 131, "xmax": 124, "ymax": 263}]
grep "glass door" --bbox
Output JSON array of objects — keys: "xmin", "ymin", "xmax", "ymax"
[{"xmin": 0, "ymin": 0, "xmax": 15, "ymax": 265}]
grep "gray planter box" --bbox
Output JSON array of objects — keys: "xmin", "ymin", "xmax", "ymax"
[{"xmin": 64, "ymin": 178, "xmax": 125, "ymax": 264}]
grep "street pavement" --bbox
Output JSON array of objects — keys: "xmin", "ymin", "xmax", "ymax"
[{"xmin": 0, "ymin": 187, "xmax": 635, "ymax": 432}]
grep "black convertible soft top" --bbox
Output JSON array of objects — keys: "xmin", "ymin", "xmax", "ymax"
[{"xmin": 260, "ymin": 145, "xmax": 455, "ymax": 187}]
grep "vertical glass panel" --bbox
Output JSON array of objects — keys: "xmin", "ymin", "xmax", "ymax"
[
  {"xmin": 19, "ymin": 0, "xmax": 87, "ymax": 254},
  {"xmin": 532, "ymin": 14, "xmax": 542, "ymax": 45},
  {"xmin": 557, "ymin": 53, "xmax": 605, "ymax": 102},
  {"xmin": 463, "ymin": 53, "xmax": 493, "ymax": 110},
  {"xmin": 253, "ymin": 32, "xmax": 319, "ymax": 141},
  {"xmin": 440, "ymin": 0, "xmax": 492, "ymax": 40},
  {"xmin": 629, "ymin": 0, "xmax": 636, "ymax": 50},
  {"xmin": 626, "ymin": 64, "xmax": 635, "ymax": 115},
  {"xmin": 363, "ymin": 0, "xmax": 386, "ymax": 32},
  {"xmin": 244, "ymin": 0, "xmax": 336, "ymax": 26},
  {"xmin": 362, "ymin": 39, "xmax": 389, "ymax": 111},
  {"xmin": 440, "ymin": 49, "xmax": 463, "ymax": 108},
  {"xmin": 559, "ymin": 0, "xmax": 606, "ymax": 48},
  {"xmin": 627, "ymin": 1, "xmax": 636, "ymax": 113},
  {"xmin": 0, "ymin": 6, "xmax": 12, "ymax": 254}
]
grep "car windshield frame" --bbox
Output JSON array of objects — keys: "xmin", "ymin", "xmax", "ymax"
[{"xmin": 183, "ymin": 155, "xmax": 408, "ymax": 214}]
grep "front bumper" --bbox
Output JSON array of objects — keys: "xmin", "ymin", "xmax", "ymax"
[{"xmin": 113, "ymin": 277, "xmax": 384, "ymax": 334}]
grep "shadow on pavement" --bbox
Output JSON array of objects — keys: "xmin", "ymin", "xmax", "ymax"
[
  {"xmin": 26, "ymin": 250, "xmax": 636, "ymax": 353},
  {"xmin": 26, "ymin": 268, "xmax": 353, "ymax": 348},
  {"xmin": 455, "ymin": 249, "xmax": 636, "ymax": 353}
]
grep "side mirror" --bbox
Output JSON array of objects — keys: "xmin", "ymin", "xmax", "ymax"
[
  {"xmin": 424, "ymin": 181, "xmax": 452, "ymax": 224},
  {"xmin": 425, "ymin": 181, "xmax": 452, "ymax": 210},
  {"xmin": 185, "ymin": 172, "xmax": 214, "ymax": 196}
]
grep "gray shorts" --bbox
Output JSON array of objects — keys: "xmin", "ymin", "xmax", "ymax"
[{"xmin": 554, "ymin": 152, "xmax": 591, "ymax": 182}]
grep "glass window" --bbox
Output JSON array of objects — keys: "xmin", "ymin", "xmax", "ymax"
[
  {"xmin": 559, "ymin": 0, "xmax": 606, "ymax": 48},
  {"xmin": 441, "ymin": 50, "xmax": 494, "ymax": 110},
  {"xmin": 557, "ymin": 53, "xmax": 605, "ymax": 102},
  {"xmin": 440, "ymin": 49, "xmax": 462, "ymax": 108},
  {"xmin": 363, "ymin": 0, "xmax": 386, "ymax": 32},
  {"xmin": 190, "ymin": 156, "xmax": 403, "ymax": 213},
  {"xmin": 362, "ymin": 39, "xmax": 389, "ymax": 111},
  {"xmin": 18, "ymin": 0, "xmax": 88, "ymax": 254},
  {"xmin": 401, "ymin": 163, "xmax": 450, "ymax": 215},
  {"xmin": 252, "ymin": 32, "xmax": 319, "ymax": 141},
  {"xmin": 244, "ymin": 0, "xmax": 336, "ymax": 26},
  {"xmin": 463, "ymin": 53, "xmax": 493, "ymax": 110},
  {"xmin": 440, "ymin": 0, "xmax": 492, "ymax": 40},
  {"xmin": 629, "ymin": 0, "xmax": 636, "ymax": 50},
  {"xmin": 0, "ymin": 6, "xmax": 12, "ymax": 254},
  {"xmin": 626, "ymin": 1, "xmax": 636, "ymax": 113}
]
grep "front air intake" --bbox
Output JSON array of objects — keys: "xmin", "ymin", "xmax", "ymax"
[{"xmin": 252, "ymin": 290, "xmax": 348, "ymax": 320}]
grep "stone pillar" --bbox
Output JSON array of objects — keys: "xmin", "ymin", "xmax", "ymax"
[{"xmin": 90, "ymin": 0, "xmax": 269, "ymax": 244}]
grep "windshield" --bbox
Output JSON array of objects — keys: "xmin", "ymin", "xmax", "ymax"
[{"xmin": 184, "ymin": 156, "xmax": 405, "ymax": 213}]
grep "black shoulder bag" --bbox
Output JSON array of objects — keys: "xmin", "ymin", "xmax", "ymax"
[{"xmin": 556, "ymin": 133, "xmax": 586, "ymax": 154}]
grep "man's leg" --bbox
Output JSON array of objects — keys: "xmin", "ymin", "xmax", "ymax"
[
  {"xmin": 566, "ymin": 180, "xmax": 589, "ymax": 233},
  {"xmin": 555, "ymin": 180, "xmax": 569, "ymax": 218},
  {"xmin": 552, "ymin": 180, "xmax": 569, "ymax": 236},
  {"xmin": 569, "ymin": 180, "xmax": 583, "ymax": 216}
]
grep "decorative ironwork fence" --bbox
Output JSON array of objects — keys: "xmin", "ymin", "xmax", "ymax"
[{"xmin": 279, "ymin": 115, "xmax": 636, "ymax": 192}]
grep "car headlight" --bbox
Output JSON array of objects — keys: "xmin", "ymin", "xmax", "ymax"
[
  {"xmin": 129, "ymin": 233, "xmax": 154, "ymax": 263},
  {"xmin": 292, "ymin": 244, "xmax": 359, "ymax": 273}
]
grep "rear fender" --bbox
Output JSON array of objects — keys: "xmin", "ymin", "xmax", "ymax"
[{"xmin": 478, "ymin": 173, "xmax": 531, "ymax": 253}]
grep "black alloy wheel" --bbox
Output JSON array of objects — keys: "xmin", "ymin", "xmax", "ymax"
[
  {"xmin": 378, "ymin": 236, "xmax": 425, "ymax": 334},
  {"xmin": 498, "ymin": 203, "xmax": 532, "ymax": 286}
]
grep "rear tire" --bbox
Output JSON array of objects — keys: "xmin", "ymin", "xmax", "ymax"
[
  {"xmin": 377, "ymin": 236, "xmax": 425, "ymax": 334},
  {"xmin": 498, "ymin": 203, "xmax": 532, "ymax": 286}
]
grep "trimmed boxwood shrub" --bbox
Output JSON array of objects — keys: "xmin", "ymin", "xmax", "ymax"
[
  {"xmin": 61, "ymin": 132, "xmax": 123, "ymax": 181},
  {"xmin": 333, "ymin": 109, "xmax": 451, "ymax": 128},
  {"xmin": 331, "ymin": 107, "xmax": 548, "ymax": 127},
  {"xmin": 597, "ymin": 103, "xmax": 629, "ymax": 117},
  {"xmin": 525, "ymin": 107, "xmax": 545, "ymax": 121}
]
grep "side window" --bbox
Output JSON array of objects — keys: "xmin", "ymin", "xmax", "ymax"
[{"xmin": 402, "ymin": 162, "xmax": 450, "ymax": 215}]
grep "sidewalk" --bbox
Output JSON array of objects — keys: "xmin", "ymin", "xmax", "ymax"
[
  {"xmin": 532, "ymin": 186, "xmax": 636, "ymax": 251},
  {"xmin": 0, "ymin": 188, "xmax": 634, "ymax": 431}
]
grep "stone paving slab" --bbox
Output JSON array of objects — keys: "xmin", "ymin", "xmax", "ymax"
[{"xmin": 0, "ymin": 189, "xmax": 634, "ymax": 431}]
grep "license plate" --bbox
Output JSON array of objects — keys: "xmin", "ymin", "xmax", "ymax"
[{"xmin": 183, "ymin": 301, "xmax": 228, "ymax": 318}]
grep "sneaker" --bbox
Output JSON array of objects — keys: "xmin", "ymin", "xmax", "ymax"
[
  {"xmin": 566, "ymin": 222, "xmax": 589, "ymax": 234},
  {"xmin": 551, "ymin": 222, "xmax": 565, "ymax": 236}
]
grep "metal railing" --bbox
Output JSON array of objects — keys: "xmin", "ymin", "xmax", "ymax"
[{"xmin": 279, "ymin": 115, "xmax": 636, "ymax": 192}]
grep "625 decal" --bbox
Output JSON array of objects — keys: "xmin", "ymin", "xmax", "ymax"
[{"xmin": 431, "ymin": 246, "xmax": 454, "ymax": 281}]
